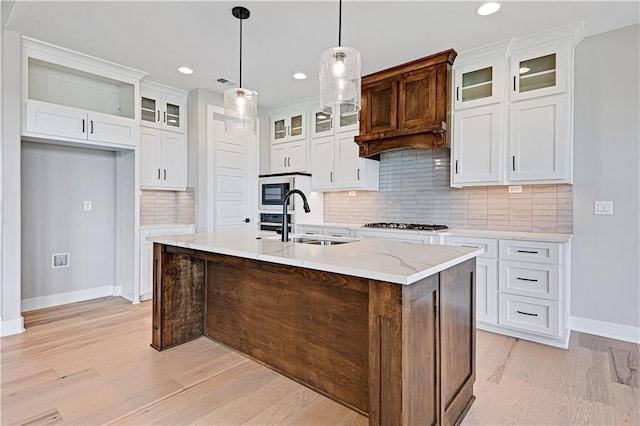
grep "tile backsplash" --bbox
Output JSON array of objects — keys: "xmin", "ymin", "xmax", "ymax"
[
  {"xmin": 323, "ymin": 149, "xmax": 573, "ymax": 233},
  {"xmin": 140, "ymin": 189, "xmax": 195, "ymax": 226}
]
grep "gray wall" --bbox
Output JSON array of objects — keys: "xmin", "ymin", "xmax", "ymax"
[
  {"xmin": 572, "ymin": 24, "xmax": 639, "ymax": 329},
  {"xmin": 21, "ymin": 142, "xmax": 117, "ymax": 299}
]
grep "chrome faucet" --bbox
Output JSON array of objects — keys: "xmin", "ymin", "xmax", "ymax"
[{"xmin": 282, "ymin": 189, "xmax": 310, "ymax": 242}]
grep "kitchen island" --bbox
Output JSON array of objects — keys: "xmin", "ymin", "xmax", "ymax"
[{"xmin": 149, "ymin": 232, "xmax": 482, "ymax": 425}]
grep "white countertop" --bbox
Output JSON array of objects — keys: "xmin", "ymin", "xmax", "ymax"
[
  {"xmin": 297, "ymin": 222, "xmax": 572, "ymax": 243},
  {"xmin": 148, "ymin": 231, "xmax": 483, "ymax": 285}
]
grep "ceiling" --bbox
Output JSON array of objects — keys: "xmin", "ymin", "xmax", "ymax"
[{"xmin": 4, "ymin": 1, "xmax": 639, "ymax": 109}]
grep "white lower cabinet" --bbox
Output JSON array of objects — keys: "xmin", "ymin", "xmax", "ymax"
[
  {"xmin": 140, "ymin": 225, "xmax": 195, "ymax": 301},
  {"xmin": 446, "ymin": 234, "xmax": 571, "ymax": 348}
]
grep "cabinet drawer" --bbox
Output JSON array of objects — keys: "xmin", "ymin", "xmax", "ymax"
[
  {"xmin": 499, "ymin": 240, "xmax": 560, "ymax": 264},
  {"xmin": 447, "ymin": 236, "xmax": 497, "ymax": 259},
  {"xmin": 499, "ymin": 261, "xmax": 559, "ymax": 300},
  {"xmin": 296, "ymin": 225, "xmax": 323, "ymax": 236},
  {"xmin": 323, "ymin": 228, "xmax": 351, "ymax": 238},
  {"xmin": 499, "ymin": 294, "xmax": 560, "ymax": 337}
]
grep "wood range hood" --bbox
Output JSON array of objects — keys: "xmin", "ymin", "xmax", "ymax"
[{"xmin": 355, "ymin": 49, "xmax": 457, "ymax": 158}]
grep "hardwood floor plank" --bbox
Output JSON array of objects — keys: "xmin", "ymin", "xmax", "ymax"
[{"xmin": 17, "ymin": 409, "xmax": 64, "ymax": 425}]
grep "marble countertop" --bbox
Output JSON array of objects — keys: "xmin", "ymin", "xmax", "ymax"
[
  {"xmin": 148, "ymin": 231, "xmax": 483, "ymax": 285},
  {"xmin": 297, "ymin": 222, "xmax": 572, "ymax": 243}
]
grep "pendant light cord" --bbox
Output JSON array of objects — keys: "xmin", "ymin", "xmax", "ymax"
[
  {"xmin": 239, "ymin": 16, "xmax": 243, "ymax": 88},
  {"xmin": 338, "ymin": 0, "xmax": 342, "ymax": 47}
]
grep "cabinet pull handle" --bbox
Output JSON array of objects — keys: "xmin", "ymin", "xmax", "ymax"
[
  {"xmin": 516, "ymin": 249, "xmax": 538, "ymax": 254},
  {"xmin": 461, "ymin": 245, "xmax": 478, "ymax": 248},
  {"xmin": 513, "ymin": 76, "xmax": 517, "ymax": 91},
  {"xmin": 90, "ymin": 120, "xmax": 94, "ymax": 134},
  {"xmin": 512, "ymin": 156, "xmax": 516, "ymax": 171},
  {"xmin": 82, "ymin": 119, "xmax": 85, "ymax": 133},
  {"xmin": 287, "ymin": 157, "xmax": 290, "ymax": 167},
  {"xmin": 517, "ymin": 277, "xmax": 539, "ymax": 282},
  {"xmin": 163, "ymin": 112, "xmax": 166, "ymax": 123},
  {"xmin": 283, "ymin": 157, "xmax": 287, "ymax": 167},
  {"xmin": 330, "ymin": 117, "xmax": 334, "ymax": 129},
  {"xmin": 517, "ymin": 310, "xmax": 538, "ymax": 317},
  {"xmin": 163, "ymin": 169, "xmax": 167, "ymax": 180},
  {"xmin": 456, "ymin": 87, "xmax": 460, "ymax": 101},
  {"xmin": 455, "ymin": 159, "xmax": 459, "ymax": 174},
  {"xmin": 357, "ymin": 168, "xmax": 360, "ymax": 180},
  {"xmin": 330, "ymin": 171, "xmax": 333, "ymax": 183},
  {"xmin": 157, "ymin": 110, "xmax": 160, "ymax": 122},
  {"xmin": 157, "ymin": 168, "xmax": 161, "ymax": 180}
]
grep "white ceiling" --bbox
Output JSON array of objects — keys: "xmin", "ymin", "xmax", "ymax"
[{"xmin": 4, "ymin": 1, "xmax": 639, "ymax": 109}]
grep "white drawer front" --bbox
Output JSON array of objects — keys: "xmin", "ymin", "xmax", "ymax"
[
  {"xmin": 499, "ymin": 240, "xmax": 560, "ymax": 264},
  {"xmin": 499, "ymin": 294, "xmax": 560, "ymax": 337},
  {"xmin": 499, "ymin": 261, "xmax": 559, "ymax": 300},
  {"xmin": 323, "ymin": 228, "xmax": 351, "ymax": 238},
  {"xmin": 296, "ymin": 225, "xmax": 323, "ymax": 235},
  {"xmin": 447, "ymin": 236, "xmax": 497, "ymax": 259}
]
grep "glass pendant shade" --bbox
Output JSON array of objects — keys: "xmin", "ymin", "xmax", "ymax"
[
  {"xmin": 224, "ymin": 87, "xmax": 258, "ymax": 134},
  {"xmin": 319, "ymin": 46, "xmax": 361, "ymax": 115}
]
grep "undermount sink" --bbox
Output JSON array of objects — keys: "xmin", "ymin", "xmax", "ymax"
[{"xmin": 267, "ymin": 234, "xmax": 358, "ymax": 245}]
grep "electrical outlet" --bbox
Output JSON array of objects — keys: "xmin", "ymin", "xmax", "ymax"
[
  {"xmin": 52, "ymin": 253, "xmax": 70, "ymax": 268},
  {"xmin": 84, "ymin": 201, "xmax": 92, "ymax": 211},
  {"xmin": 508, "ymin": 185, "xmax": 523, "ymax": 194},
  {"xmin": 348, "ymin": 191, "xmax": 356, "ymax": 197},
  {"xmin": 594, "ymin": 201, "xmax": 613, "ymax": 215}
]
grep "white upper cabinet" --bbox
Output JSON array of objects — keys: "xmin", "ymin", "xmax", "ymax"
[
  {"xmin": 140, "ymin": 82, "xmax": 187, "ymax": 133},
  {"xmin": 21, "ymin": 37, "xmax": 146, "ymax": 148},
  {"xmin": 450, "ymin": 24, "xmax": 582, "ymax": 187},
  {"xmin": 509, "ymin": 40, "xmax": 570, "ymax": 102},
  {"xmin": 272, "ymin": 108, "xmax": 306, "ymax": 144},
  {"xmin": 310, "ymin": 103, "xmax": 360, "ymax": 138},
  {"xmin": 453, "ymin": 54, "xmax": 506, "ymax": 110}
]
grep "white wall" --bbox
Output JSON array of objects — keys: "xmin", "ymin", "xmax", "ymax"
[
  {"xmin": 1, "ymin": 29, "xmax": 23, "ymax": 336},
  {"xmin": 572, "ymin": 24, "xmax": 640, "ymax": 341},
  {"xmin": 21, "ymin": 142, "xmax": 117, "ymax": 305}
]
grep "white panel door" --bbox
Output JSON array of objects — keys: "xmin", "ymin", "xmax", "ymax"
[
  {"xmin": 161, "ymin": 132, "xmax": 186, "ymax": 189},
  {"xmin": 509, "ymin": 94, "xmax": 568, "ymax": 182},
  {"xmin": 25, "ymin": 100, "xmax": 87, "ymax": 140},
  {"xmin": 311, "ymin": 136, "xmax": 335, "ymax": 190},
  {"xmin": 452, "ymin": 105, "xmax": 502, "ymax": 185},
  {"xmin": 287, "ymin": 140, "xmax": 307, "ymax": 172},
  {"xmin": 212, "ymin": 116, "xmax": 253, "ymax": 233},
  {"xmin": 88, "ymin": 112, "xmax": 135, "ymax": 146},
  {"xmin": 139, "ymin": 127, "xmax": 162, "ymax": 187},
  {"xmin": 476, "ymin": 258, "xmax": 498, "ymax": 325}
]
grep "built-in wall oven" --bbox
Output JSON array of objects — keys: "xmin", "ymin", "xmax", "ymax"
[
  {"xmin": 259, "ymin": 176, "xmax": 295, "ymax": 211},
  {"xmin": 259, "ymin": 213, "xmax": 292, "ymax": 233}
]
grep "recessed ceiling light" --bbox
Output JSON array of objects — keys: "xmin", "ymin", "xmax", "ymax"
[
  {"xmin": 477, "ymin": 2, "xmax": 501, "ymax": 16},
  {"xmin": 178, "ymin": 66, "xmax": 194, "ymax": 75},
  {"xmin": 293, "ymin": 72, "xmax": 307, "ymax": 80}
]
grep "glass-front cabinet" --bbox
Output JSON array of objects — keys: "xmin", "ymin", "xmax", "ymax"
[
  {"xmin": 271, "ymin": 109, "xmax": 306, "ymax": 144},
  {"xmin": 310, "ymin": 104, "xmax": 359, "ymax": 138},
  {"xmin": 509, "ymin": 40, "xmax": 569, "ymax": 102},
  {"xmin": 453, "ymin": 54, "xmax": 506, "ymax": 110},
  {"xmin": 140, "ymin": 86, "xmax": 186, "ymax": 133}
]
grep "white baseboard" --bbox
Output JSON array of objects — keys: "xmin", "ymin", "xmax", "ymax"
[
  {"xmin": 21, "ymin": 286, "xmax": 116, "ymax": 312},
  {"xmin": 571, "ymin": 316, "xmax": 640, "ymax": 344},
  {"xmin": 0, "ymin": 316, "xmax": 25, "ymax": 336}
]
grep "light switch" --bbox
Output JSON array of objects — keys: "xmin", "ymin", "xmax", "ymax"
[
  {"xmin": 84, "ymin": 201, "xmax": 92, "ymax": 211},
  {"xmin": 594, "ymin": 201, "xmax": 613, "ymax": 215}
]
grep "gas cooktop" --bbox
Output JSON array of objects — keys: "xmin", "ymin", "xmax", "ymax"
[{"xmin": 363, "ymin": 223, "xmax": 448, "ymax": 231}]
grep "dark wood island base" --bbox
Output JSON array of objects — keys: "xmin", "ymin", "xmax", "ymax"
[{"xmin": 152, "ymin": 243, "xmax": 476, "ymax": 425}]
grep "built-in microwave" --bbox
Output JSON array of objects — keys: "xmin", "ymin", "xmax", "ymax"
[{"xmin": 259, "ymin": 176, "xmax": 295, "ymax": 211}]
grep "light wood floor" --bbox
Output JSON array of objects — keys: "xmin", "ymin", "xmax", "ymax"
[{"xmin": 1, "ymin": 297, "xmax": 638, "ymax": 425}]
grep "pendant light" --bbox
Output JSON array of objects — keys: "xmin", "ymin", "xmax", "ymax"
[
  {"xmin": 224, "ymin": 6, "xmax": 258, "ymax": 135},
  {"xmin": 319, "ymin": 0, "xmax": 361, "ymax": 115}
]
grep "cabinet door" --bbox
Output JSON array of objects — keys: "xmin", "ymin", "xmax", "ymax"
[
  {"xmin": 141, "ymin": 94, "xmax": 161, "ymax": 129},
  {"xmin": 272, "ymin": 114, "xmax": 288, "ymax": 143},
  {"xmin": 476, "ymin": 258, "xmax": 498, "ymax": 325},
  {"xmin": 140, "ymin": 243, "xmax": 153, "ymax": 300},
  {"xmin": 311, "ymin": 136, "xmax": 335, "ymax": 191},
  {"xmin": 508, "ymin": 94, "xmax": 569, "ymax": 183},
  {"xmin": 334, "ymin": 131, "xmax": 362, "ymax": 189},
  {"xmin": 25, "ymin": 100, "xmax": 87, "ymax": 140},
  {"xmin": 336, "ymin": 103, "xmax": 359, "ymax": 133},
  {"xmin": 288, "ymin": 111, "xmax": 306, "ymax": 141},
  {"xmin": 140, "ymin": 127, "xmax": 163, "ymax": 187},
  {"xmin": 509, "ymin": 41, "xmax": 569, "ymax": 102},
  {"xmin": 452, "ymin": 105, "xmax": 502, "ymax": 185},
  {"xmin": 87, "ymin": 112, "xmax": 135, "ymax": 146},
  {"xmin": 286, "ymin": 140, "xmax": 307, "ymax": 172},
  {"xmin": 454, "ymin": 55, "xmax": 505, "ymax": 110},
  {"xmin": 161, "ymin": 132, "xmax": 186, "ymax": 189},
  {"xmin": 362, "ymin": 78, "xmax": 398, "ymax": 134},
  {"xmin": 161, "ymin": 95, "xmax": 187, "ymax": 133},
  {"xmin": 311, "ymin": 107, "xmax": 334, "ymax": 138},
  {"xmin": 270, "ymin": 143, "xmax": 288, "ymax": 173},
  {"xmin": 398, "ymin": 66, "xmax": 438, "ymax": 131}
]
